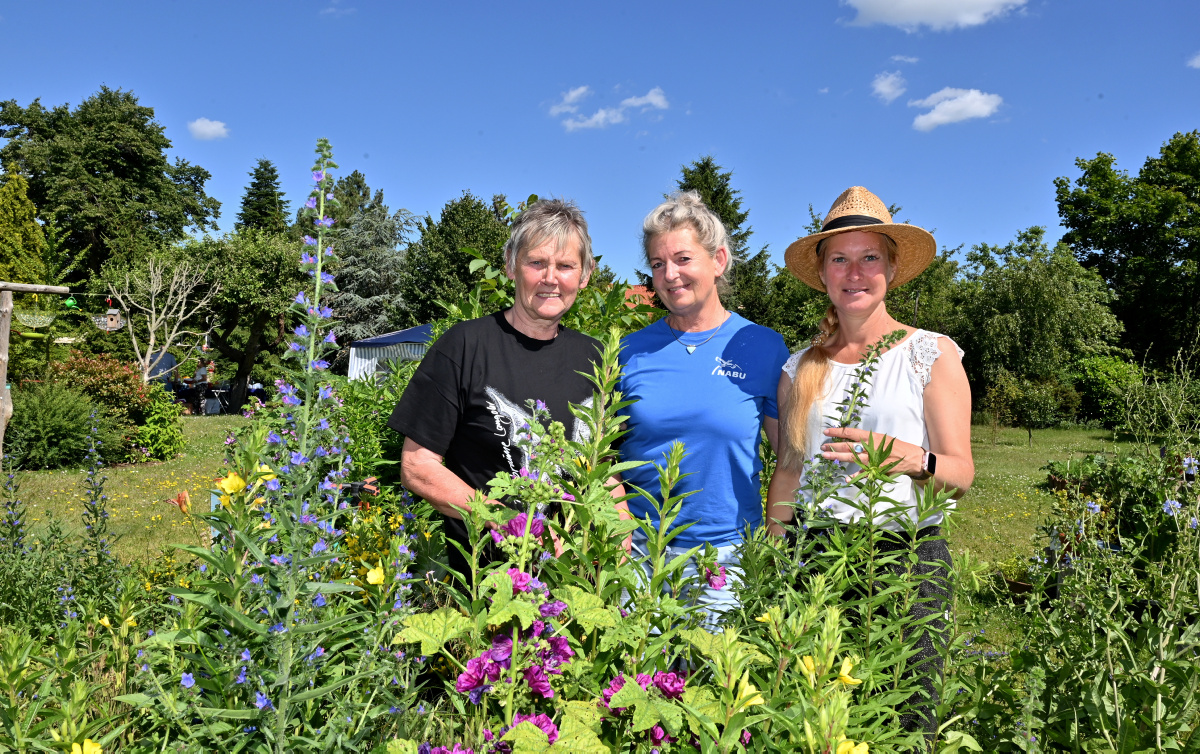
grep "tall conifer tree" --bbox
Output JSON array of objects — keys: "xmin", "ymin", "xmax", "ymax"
[{"xmin": 236, "ymin": 159, "xmax": 290, "ymax": 233}]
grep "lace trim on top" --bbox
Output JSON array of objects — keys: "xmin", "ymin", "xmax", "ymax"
[{"xmin": 780, "ymin": 331, "xmax": 964, "ymax": 386}]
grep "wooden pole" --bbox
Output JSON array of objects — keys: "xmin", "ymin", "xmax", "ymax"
[
  {"xmin": 0, "ymin": 282, "xmax": 70, "ymax": 295},
  {"xmin": 0, "ymin": 291, "xmax": 11, "ymax": 460}
]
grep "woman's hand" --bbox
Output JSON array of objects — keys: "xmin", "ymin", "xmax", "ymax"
[{"xmin": 820, "ymin": 427, "xmax": 925, "ymax": 478}]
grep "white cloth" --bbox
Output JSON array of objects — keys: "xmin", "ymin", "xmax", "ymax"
[{"xmin": 782, "ymin": 330, "xmax": 964, "ymax": 531}]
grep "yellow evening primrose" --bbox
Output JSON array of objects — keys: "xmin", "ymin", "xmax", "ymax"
[
  {"xmin": 98, "ymin": 616, "xmax": 112, "ymax": 629},
  {"xmin": 256, "ymin": 464, "xmax": 276, "ymax": 481},
  {"xmin": 735, "ymin": 671, "xmax": 765, "ymax": 708},
  {"xmin": 251, "ymin": 497, "xmax": 266, "ymax": 509},
  {"xmin": 125, "ymin": 617, "xmax": 137, "ymax": 628},
  {"xmin": 836, "ymin": 741, "xmax": 868, "ymax": 754},
  {"xmin": 802, "ymin": 655, "xmax": 816, "ymax": 676},
  {"xmin": 72, "ymin": 739, "xmax": 103, "ymax": 754},
  {"xmin": 838, "ymin": 657, "xmax": 862, "ymax": 686},
  {"xmin": 366, "ymin": 566, "xmax": 385, "ymax": 585},
  {"xmin": 216, "ymin": 473, "xmax": 247, "ymax": 496},
  {"xmin": 219, "ymin": 494, "xmax": 232, "ymax": 509}
]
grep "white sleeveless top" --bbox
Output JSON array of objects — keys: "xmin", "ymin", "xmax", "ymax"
[{"xmin": 781, "ymin": 330, "xmax": 963, "ymax": 531}]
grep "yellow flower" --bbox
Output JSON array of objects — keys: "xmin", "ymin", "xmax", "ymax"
[
  {"xmin": 366, "ymin": 566, "xmax": 384, "ymax": 585},
  {"xmin": 72, "ymin": 739, "xmax": 102, "ymax": 754},
  {"xmin": 735, "ymin": 671, "xmax": 764, "ymax": 708},
  {"xmin": 251, "ymin": 497, "xmax": 265, "ymax": 509},
  {"xmin": 125, "ymin": 617, "xmax": 137, "ymax": 628},
  {"xmin": 755, "ymin": 612, "xmax": 772, "ymax": 623},
  {"xmin": 838, "ymin": 657, "xmax": 862, "ymax": 686},
  {"xmin": 256, "ymin": 464, "xmax": 276, "ymax": 481},
  {"xmin": 836, "ymin": 741, "xmax": 868, "ymax": 754},
  {"xmin": 802, "ymin": 655, "xmax": 816, "ymax": 674},
  {"xmin": 98, "ymin": 616, "xmax": 112, "ymax": 629},
  {"xmin": 216, "ymin": 473, "xmax": 246, "ymax": 495},
  {"xmin": 219, "ymin": 494, "xmax": 231, "ymax": 509}
]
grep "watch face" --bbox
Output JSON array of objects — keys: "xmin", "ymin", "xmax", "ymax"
[{"xmin": 927, "ymin": 452, "xmax": 937, "ymax": 475}]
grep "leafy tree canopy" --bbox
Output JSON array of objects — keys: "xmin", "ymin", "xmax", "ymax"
[
  {"xmin": 674, "ymin": 155, "xmax": 751, "ymax": 257},
  {"xmin": 0, "ymin": 174, "xmax": 44, "ymax": 283},
  {"xmin": 1055, "ymin": 130, "xmax": 1200, "ymax": 367},
  {"xmin": 953, "ymin": 226, "xmax": 1124, "ymax": 389},
  {"xmin": 0, "ymin": 87, "xmax": 220, "ymax": 278},
  {"xmin": 236, "ymin": 159, "xmax": 290, "ymax": 234},
  {"xmin": 397, "ymin": 191, "xmax": 509, "ymax": 326}
]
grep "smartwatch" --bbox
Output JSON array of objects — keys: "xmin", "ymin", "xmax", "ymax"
[{"xmin": 916, "ymin": 451, "xmax": 936, "ymax": 480}]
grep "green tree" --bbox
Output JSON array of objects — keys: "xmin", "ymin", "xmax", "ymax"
[
  {"xmin": 0, "ymin": 174, "xmax": 43, "ymax": 283},
  {"xmin": 885, "ymin": 250, "xmax": 963, "ymax": 335},
  {"xmin": 0, "ymin": 87, "xmax": 220, "ymax": 277},
  {"xmin": 1055, "ymin": 130, "xmax": 1200, "ymax": 368},
  {"xmin": 193, "ymin": 230, "xmax": 303, "ymax": 408},
  {"xmin": 953, "ymin": 227, "xmax": 1124, "ymax": 396},
  {"xmin": 675, "ymin": 155, "xmax": 751, "ymax": 257},
  {"xmin": 236, "ymin": 159, "xmax": 290, "ymax": 233},
  {"xmin": 396, "ymin": 191, "xmax": 509, "ymax": 325}
]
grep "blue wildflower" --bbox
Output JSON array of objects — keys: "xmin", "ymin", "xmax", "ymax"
[
  {"xmin": 312, "ymin": 539, "xmax": 327, "ymax": 554},
  {"xmin": 1085, "ymin": 500, "xmax": 1100, "ymax": 514},
  {"xmin": 266, "ymin": 431, "xmax": 282, "ymax": 444},
  {"xmin": 302, "ymin": 235, "xmax": 317, "ymax": 246},
  {"xmin": 181, "ymin": 673, "xmax": 195, "ymax": 689},
  {"xmin": 305, "ymin": 196, "xmax": 317, "ymax": 209},
  {"xmin": 294, "ymin": 324, "xmax": 309, "ymax": 337},
  {"xmin": 255, "ymin": 691, "xmax": 273, "ymax": 710},
  {"xmin": 265, "ymin": 478, "xmax": 281, "ymax": 491},
  {"xmin": 241, "ymin": 649, "xmax": 251, "ymax": 662},
  {"xmin": 324, "ymin": 330, "xmax": 337, "ymax": 344},
  {"xmin": 1164, "ymin": 499, "xmax": 1183, "ymax": 516},
  {"xmin": 314, "ymin": 593, "xmax": 326, "ymax": 607}
]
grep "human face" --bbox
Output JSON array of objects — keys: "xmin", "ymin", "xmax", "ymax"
[
  {"xmin": 646, "ymin": 227, "xmax": 728, "ymax": 318},
  {"xmin": 506, "ymin": 236, "xmax": 588, "ymax": 325},
  {"xmin": 818, "ymin": 231, "xmax": 894, "ymax": 315}
]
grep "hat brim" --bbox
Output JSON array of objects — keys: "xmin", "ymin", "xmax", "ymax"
[{"xmin": 784, "ymin": 223, "xmax": 937, "ymax": 292}]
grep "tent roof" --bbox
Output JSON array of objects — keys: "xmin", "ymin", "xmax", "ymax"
[{"xmin": 350, "ymin": 323, "xmax": 433, "ymax": 348}]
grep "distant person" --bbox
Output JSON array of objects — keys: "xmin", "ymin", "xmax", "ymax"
[
  {"xmin": 767, "ymin": 186, "xmax": 974, "ymax": 739},
  {"xmin": 613, "ymin": 191, "xmax": 789, "ymax": 629},
  {"xmin": 388, "ymin": 199, "xmax": 630, "ymax": 584},
  {"xmin": 148, "ymin": 350, "xmax": 178, "ymax": 389}
]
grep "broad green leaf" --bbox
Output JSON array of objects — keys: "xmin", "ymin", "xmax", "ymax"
[
  {"xmin": 559, "ymin": 585, "xmax": 617, "ymax": 632},
  {"xmin": 939, "ymin": 730, "xmax": 983, "ymax": 753},
  {"xmin": 394, "ymin": 608, "xmax": 472, "ymax": 655},
  {"xmin": 291, "ymin": 670, "xmax": 375, "ymax": 702},
  {"xmin": 608, "ymin": 676, "xmax": 648, "ymax": 709},
  {"xmin": 386, "ymin": 739, "xmax": 419, "ymax": 754},
  {"xmin": 501, "ymin": 721, "xmax": 551, "ymax": 752},
  {"xmin": 488, "ymin": 595, "xmax": 539, "ymax": 629},
  {"xmin": 681, "ymin": 687, "xmax": 722, "ymax": 737},
  {"xmin": 550, "ymin": 722, "xmax": 610, "ymax": 754},
  {"xmin": 560, "ymin": 700, "xmax": 603, "ymax": 733}
]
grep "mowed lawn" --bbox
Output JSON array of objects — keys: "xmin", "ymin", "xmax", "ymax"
[
  {"xmin": 16, "ymin": 416, "xmax": 1121, "ymax": 568},
  {"xmin": 949, "ymin": 424, "xmax": 1129, "ymax": 566},
  {"xmin": 19, "ymin": 415, "xmax": 247, "ymax": 561}
]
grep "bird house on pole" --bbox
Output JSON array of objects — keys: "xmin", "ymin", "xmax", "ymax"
[{"xmin": 92, "ymin": 308, "xmax": 124, "ymax": 332}]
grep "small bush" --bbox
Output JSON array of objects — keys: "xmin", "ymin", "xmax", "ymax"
[
  {"xmin": 50, "ymin": 350, "xmax": 153, "ymax": 460},
  {"xmin": 133, "ymin": 382, "xmax": 185, "ymax": 461},
  {"xmin": 1076, "ymin": 355, "xmax": 1141, "ymax": 427},
  {"xmin": 7, "ymin": 383, "xmax": 121, "ymax": 469}
]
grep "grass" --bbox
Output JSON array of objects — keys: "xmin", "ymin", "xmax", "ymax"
[
  {"xmin": 949, "ymin": 423, "xmax": 1130, "ymax": 567},
  {"xmin": 14, "ymin": 418, "xmax": 1125, "ymax": 569},
  {"xmin": 18, "ymin": 415, "xmax": 247, "ymax": 561}
]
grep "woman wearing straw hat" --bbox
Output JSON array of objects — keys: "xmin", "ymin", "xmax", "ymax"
[
  {"xmin": 616, "ymin": 191, "xmax": 790, "ymax": 629},
  {"xmin": 766, "ymin": 186, "xmax": 973, "ymax": 736}
]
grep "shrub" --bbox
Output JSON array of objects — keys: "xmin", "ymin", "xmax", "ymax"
[
  {"xmin": 133, "ymin": 382, "xmax": 186, "ymax": 461},
  {"xmin": 1076, "ymin": 355, "xmax": 1141, "ymax": 427},
  {"xmin": 7, "ymin": 383, "xmax": 121, "ymax": 469},
  {"xmin": 50, "ymin": 350, "xmax": 153, "ymax": 460}
]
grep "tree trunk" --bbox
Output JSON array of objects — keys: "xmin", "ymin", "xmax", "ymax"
[
  {"xmin": 1027, "ymin": 426, "xmax": 1033, "ymax": 447},
  {"xmin": 0, "ymin": 292, "xmax": 11, "ymax": 459},
  {"xmin": 228, "ymin": 312, "xmax": 269, "ymax": 411}
]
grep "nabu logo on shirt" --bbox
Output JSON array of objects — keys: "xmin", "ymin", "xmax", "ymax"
[{"xmin": 712, "ymin": 357, "xmax": 747, "ymax": 380}]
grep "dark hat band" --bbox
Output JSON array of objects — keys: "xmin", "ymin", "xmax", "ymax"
[{"xmin": 821, "ymin": 214, "xmax": 884, "ymax": 232}]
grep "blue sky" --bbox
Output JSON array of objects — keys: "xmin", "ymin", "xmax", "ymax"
[{"xmin": 4, "ymin": 0, "xmax": 1199, "ymax": 278}]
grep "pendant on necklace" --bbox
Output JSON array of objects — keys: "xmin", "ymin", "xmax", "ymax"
[{"xmin": 686, "ymin": 345, "xmax": 697, "ymax": 354}]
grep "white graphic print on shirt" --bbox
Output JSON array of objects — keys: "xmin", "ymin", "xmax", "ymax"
[
  {"xmin": 712, "ymin": 356, "xmax": 747, "ymax": 380},
  {"xmin": 484, "ymin": 386, "xmax": 593, "ymax": 473}
]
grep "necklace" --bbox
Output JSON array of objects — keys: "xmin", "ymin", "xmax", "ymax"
[{"xmin": 666, "ymin": 311, "xmax": 730, "ymax": 354}]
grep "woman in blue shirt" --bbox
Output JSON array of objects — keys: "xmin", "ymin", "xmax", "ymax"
[{"xmin": 617, "ymin": 191, "xmax": 789, "ymax": 628}]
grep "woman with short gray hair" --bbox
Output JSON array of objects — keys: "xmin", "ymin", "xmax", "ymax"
[
  {"xmin": 390, "ymin": 197, "xmax": 626, "ymax": 584},
  {"xmin": 615, "ymin": 191, "xmax": 789, "ymax": 628}
]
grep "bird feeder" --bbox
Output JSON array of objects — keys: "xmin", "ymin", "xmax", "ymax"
[
  {"xmin": 92, "ymin": 308, "xmax": 124, "ymax": 332},
  {"xmin": 14, "ymin": 310, "xmax": 56, "ymax": 328}
]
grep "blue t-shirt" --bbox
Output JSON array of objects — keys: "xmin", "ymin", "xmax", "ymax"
[{"xmin": 617, "ymin": 313, "xmax": 789, "ymax": 547}]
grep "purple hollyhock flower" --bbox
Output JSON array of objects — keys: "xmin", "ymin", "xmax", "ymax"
[
  {"xmin": 741, "ymin": 730, "xmax": 752, "ymax": 745},
  {"xmin": 512, "ymin": 712, "xmax": 559, "ymax": 744},
  {"xmin": 543, "ymin": 636, "xmax": 574, "ymax": 669},
  {"xmin": 522, "ymin": 665, "xmax": 554, "ymax": 698},
  {"xmin": 304, "ymin": 196, "xmax": 318, "ymax": 209},
  {"xmin": 418, "ymin": 745, "xmax": 432, "ymax": 754},
  {"xmin": 705, "ymin": 565, "xmax": 727, "ymax": 589},
  {"xmin": 302, "ymin": 235, "xmax": 317, "ymax": 246},
  {"xmin": 602, "ymin": 675, "xmax": 627, "ymax": 711},
  {"xmin": 489, "ymin": 529, "xmax": 503, "ymax": 545},
  {"xmin": 527, "ymin": 620, "xmax": 546, "ymax": 639},
  {"xmin": 635, "ymin": 673, "xmax": 653, "ymax": 690},
  {"xmin": 502, "ymin": 512, "xmax": 545, "ymax": 539},
  {"xmin": 650, "ymin": 725, "xmax": 673, "ymax": 746},
  {"xmin": 653, "ymin": 671, "xmax": 685, "ymax": 699},
  {"xmin": 455, "ymin": 656, "xmax": 490, "ymax": 693},
  {"xmin": 488, "ymin": 634, "xmax": 513, "ymax": 667},
  {"xmin": 181, "ymin": 672, "xmax": 195, "ymax": 689},
  {"xmin": 507, "ymin": 568, "xmax": 532, "ymax": 593},
  {"xmin": 540, "ymin": 600, "xmax": 567, "ymax": 618},
  {"xmin": 562, "ymin": 493, "xmax": 575, "ymax": 502}
]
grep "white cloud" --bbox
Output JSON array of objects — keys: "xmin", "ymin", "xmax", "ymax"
[
  {"xmin": 320, "ymin": 0, "xmax": 355, "ymax": 16},
  {"xmin": 187, "ymin": 118, "xmax": 229, "ymax": 140},
  {"xmin": 549, "ymin": 85, "xmax": 592, "ymax": 116},
  {"xmin": 892, "ymin": 55, "xmax": 919, "ymax": 63},
  {"xmin": 1188, "ymin": 51, "xmax": 1200, "ymax": 69},
  {"xmin": 872, "ymin": 71, "xmax": 907, "ymax": 104},
  {"xmin": 563, "ymin": 108, "xmax": 627, "ymax": 132},
  {"xmin": 818, "ymin": 87, "xmax": 830, "ymax": 94},
  {"xmin": 843, "ymin": 0, "xmax": 1027, "ymax": 31},
  {"xmin": 620, "ymin": 87, "xmax": 669, "ymax": 110},
  {"xmin": 908, "ymin": 87, "xmax": 1002, "ymax": 131},
  {"xmin": 556, "ymin": 86, "xmax": 668, "ymax": 132}
]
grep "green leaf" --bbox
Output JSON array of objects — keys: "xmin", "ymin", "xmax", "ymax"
[
  {"xmin": 559, "ymin": 585, "xmax": 618, "ymax": 633},
  {"xmin": 386, "ymin": 740, "xmax": 420, "ymax": 754},
  {"xmin": 488, "ymin": 594, "xmax": 539, "ymax": 629},
  {"xmin": 681, "ymin": 687, "xmax": 722, "ymax": 737},
  {"xmin": 501, "ymin": 721, "xmax": 551, "ymax": 752},
  {"xmin": 394, "ymin": 607, "xmax": 472, "ymax": 655},
  {"xmin": 608, "ymin": 677, "xmax": 648, "ymax": 709},
  {"xmin": 560, "ymin": 700, "xmax": 604, "ymax": 733},
  {"xmin": 291, "ymin": 670, "xmax": 376, "ymax": 702},
  {"xmin": 939, "ymin": 730, "xmax": 984, "ymax": 753},
  {"xmin": 550, "ymin": 721, "xmax": 610, "ymax": 754}
]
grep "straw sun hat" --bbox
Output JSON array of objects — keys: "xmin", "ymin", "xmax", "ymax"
[{"xmin": 784, "ymin": 186, "xmax": 936, "ymax": 292}]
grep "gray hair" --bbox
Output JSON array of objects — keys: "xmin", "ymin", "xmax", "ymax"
[
  {"xmin": 641, "ymin": 191, "xmax": 733, "ymax": 291},
  {"xmin": 503, "ymin": 198, "xmax": 595, "ymax": 280}
]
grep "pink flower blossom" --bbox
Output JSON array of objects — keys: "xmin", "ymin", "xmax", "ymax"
[
  {"xmin": 540, "ymin": 600, "xmax": 567, "ymax": 618},
  {"xmin": 705, "ymin": 565, "xmax": 727, "ymax": 589},
  {"xmin": 653, "ymin": 671, "xmax": 685, "ymax": 699},
  {"xmin": 502, "ymin": 512, "xmax": 545, "ymax": 539},
  {"xmin": 523, "ymin": 665, "xmax": 554, "ymax": 698},
  {"xmin": 507, "ymin": 568, "xmax": 533, "ymax": 593},
  {"xmin": 512, "ymin": 712, "xmax": 559, "ymax": 743}
]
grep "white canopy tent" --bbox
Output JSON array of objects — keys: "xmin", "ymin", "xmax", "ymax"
[{"xmin": 347, "ymin": 324, "xmax": 433, "ymax": 381}]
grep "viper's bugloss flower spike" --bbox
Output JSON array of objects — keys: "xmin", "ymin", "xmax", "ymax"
[
  {"xmin": 312, "ymin": 170, "xmax": 325, "ymax": 183},
  {"xmin": 303, "ymin": 235, "xmax": 317, "ymax": 246},
  {"xmin": 305, "ymin": 196, "xmax": 318, "ymax": 209}
]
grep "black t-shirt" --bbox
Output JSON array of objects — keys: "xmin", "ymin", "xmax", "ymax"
[{"xmin": 387, "ymin": 310, "xmax": 600, "ymax": 577}]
